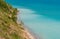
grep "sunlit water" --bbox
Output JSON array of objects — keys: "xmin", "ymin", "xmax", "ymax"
[{"xmin": 5, "ymin": 0, "xmax": 60, "ymax": 39}]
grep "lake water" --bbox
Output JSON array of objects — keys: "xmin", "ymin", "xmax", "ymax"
[{"xmin": 5, "ymin": 0, "xmax": 60, "ymax": 39}]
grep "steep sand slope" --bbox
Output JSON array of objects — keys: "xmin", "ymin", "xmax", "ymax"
[{"xmin": 0, "ymin": 0, "xmax": 36, "ymax": 39}]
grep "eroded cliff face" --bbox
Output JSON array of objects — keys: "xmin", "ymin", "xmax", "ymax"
[
  {"xmin": 0, "ymin": 0, "xmax": 26, "ymax": 39},
  {"xmin": 0, "ymin": 0, "xmax": 36, "ymax": 39}
]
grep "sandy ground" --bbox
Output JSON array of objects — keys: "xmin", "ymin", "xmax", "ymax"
[{"xmin": 24, "ymin": 29, "xmax": 36, "ymax": 39}]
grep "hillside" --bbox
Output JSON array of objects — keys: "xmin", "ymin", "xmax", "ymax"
[{"xmin": 0, "ymin": 0, "xmax": 26, "ymax": 39}]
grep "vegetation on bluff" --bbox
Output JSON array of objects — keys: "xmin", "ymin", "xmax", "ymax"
[{"xmin": 0, "ymin": 0, "xmax": 26, "ymax": 39}]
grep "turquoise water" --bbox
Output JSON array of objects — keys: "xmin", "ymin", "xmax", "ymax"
[{"xmin": 5, "ymin": 0, "xmax": 60, "ymax": 39}]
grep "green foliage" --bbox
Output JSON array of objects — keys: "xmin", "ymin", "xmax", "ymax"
[
  {"xmin": 10, "ymin": 32, "xmax": 19, "ymax": 39},
  {"xmin": 0, "ymin": 0, "xmax": 25, "ymax": 39}
]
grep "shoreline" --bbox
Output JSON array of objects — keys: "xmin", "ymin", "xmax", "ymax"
[
  {"xmin": 23, "ymin": 25, "xmax": 41, "ymax": 39},
  {"xmin": 24, "ymin": 28, "xmax": 36, "ymax": 39},
  {"xmin": 17, "ymin": 9, "xmax": 40, "ymax": 39},
  {"xmin": 17, "ymin": 20, "xmax": 37, "ymax": 39}
]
